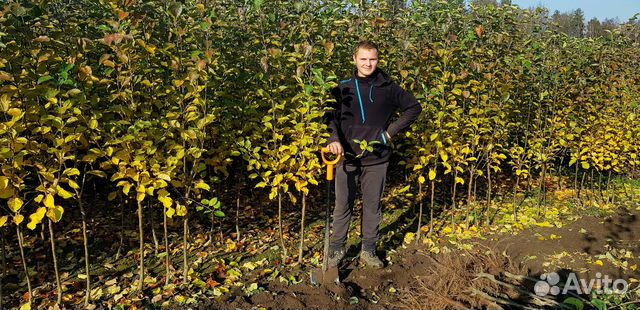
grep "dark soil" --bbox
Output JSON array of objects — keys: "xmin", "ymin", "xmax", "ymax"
[{"xmin": 199, "ymin": 207, "xmax": 640, "ymax": 309}]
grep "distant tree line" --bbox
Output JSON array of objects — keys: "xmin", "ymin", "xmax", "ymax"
[{"xmin": 469, "ymin": 0, "xmax": 640, "ymax": 40}]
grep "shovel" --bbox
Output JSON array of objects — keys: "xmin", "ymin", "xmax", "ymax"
[{"xmin": 310, "ymin": 147, "xmax": 341, "ymax": 286}]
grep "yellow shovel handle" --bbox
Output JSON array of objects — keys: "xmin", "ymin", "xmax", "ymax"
[{"xmin": 321, "ymin": 148, "xmax": 341, "ymax": 181}]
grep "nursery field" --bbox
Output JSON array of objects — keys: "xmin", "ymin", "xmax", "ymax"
[{"xmin": 1, "ymin": 0, "xmax": 640, "ymax": 309}]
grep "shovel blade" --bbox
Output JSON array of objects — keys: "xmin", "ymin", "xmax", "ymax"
[{"xmin": 310, "ymin": 266, "xmax": 340, "ymax": 286}]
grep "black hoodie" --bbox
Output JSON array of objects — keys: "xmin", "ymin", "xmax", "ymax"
[{"xmin": 327, "ymin": 68, "xmax": 422, "ymax": 166}]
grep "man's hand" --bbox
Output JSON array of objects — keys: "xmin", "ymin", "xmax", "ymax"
[{"xmin": 326, "ymin": 141, "xmax": 343, "ymax": 156}]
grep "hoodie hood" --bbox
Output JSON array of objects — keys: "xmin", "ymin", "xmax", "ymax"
[{"xmin": 352, "ymin": 68, "xmax": 391, "ymax": 87}]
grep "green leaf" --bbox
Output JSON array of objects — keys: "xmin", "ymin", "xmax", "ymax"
[
  {"xmin": 37, "ymin": 76, "xmax": 54, "ymax": 84},
  {"xmin": 563, "ymin": 297, "xmax": 584, "ymax": 310},
  {"xmin": 214, "ymin": 210, "xmax": 225, "ymax": 218},
  {"xmin": 591, "ymin": 299, "xmax": 606, "ymax": 310}
]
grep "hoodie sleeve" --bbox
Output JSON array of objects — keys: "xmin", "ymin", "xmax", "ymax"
[
  {"xmin": 386, "ymin": 84, "xmax": 422, "ymax": 138},
  {"xmin": 325, "ymin": 86, "xmax": 342, "ymax": 143}
]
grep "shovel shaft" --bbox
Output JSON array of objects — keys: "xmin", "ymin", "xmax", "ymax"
[
  {"xmin": 323, "ymin": 180, "xmax": 331, "ymax": 272},
  {"xmin": 321, "ymin": 147, "xmax": 340, "ymax": 272}
]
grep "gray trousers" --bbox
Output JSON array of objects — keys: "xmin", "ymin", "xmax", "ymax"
[{"xmin": 329, "ymin": 161, "xmax": 388, "ymax": 253}]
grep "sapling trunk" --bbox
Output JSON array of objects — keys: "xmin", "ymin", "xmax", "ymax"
[
  {"xmin": 428, "ymin": 180, "xmax": 435, "ymax": 237},
  {"xmin": 278, "ymin": 192, "xmax": 287, "ymax": 258},
  {"xmin": 150, "ymin": 200, "xmax": 159, "ymax": 256},
  {"xmin": 16, "ymin": 226, "xmax": 32, "ymax": 304},
  {"xmin": 137, "ymin": 199, "xmax": 144, "ymax": 292},
  {"xmin": 78, "ymin": 195, "xmax": 91, "ymax": 306},
  {"xmin": 298, "ymin": 193, "xmax": 306, "ymax": 264},
  {"xmin": 1, "ymin": 230, "xmax": 5, "ymax": 309},
  {"xmin": 574, "ymin": 163, "xmax": 579, "ymax": 194},
  {"xmin": 416, "ymin": 181, "xmax": 424, "ymax": 242},
  {"xmin": 235, "ymin": 197, "xmax": 240, "ymax": 243},
  {"xmin": 115, "ymin": 201, "xmax": 125, "ymax": 260},
  {"xmin": 606, "ymin": 171, "xmax": 613, "ymax": 204},
  {"xmin": 163, "ymin": 202, "xmax": 170, "ymax": 287},
  {"xmin": 48, "ymin": 219, "xmax": 62, "ymax": 304},
  {"xmin": 467, "ymin": 168, "xmax": 474, "ymax": 206},
  {"xmin": 451, "ymin": 170, "xmax": 458, "ymax": 228},
  {"xmin": 513, "ymin": 174, "xmax": 520, "ymax": 222},
  {"xmin": 580, "ymin": 171, "xmax": 587, "ymax": 207},
  {"xmin": 183, "ymin": 216, "xmax": 188, "ymax": 282},
  {"xmin": 484, "ymin": 156, "xmax": 492, "ymax": 225}
]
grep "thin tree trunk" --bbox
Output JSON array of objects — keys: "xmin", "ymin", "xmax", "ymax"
[
  {"xmin": 236, "ymin": 197, "xmax": 240, "ymax": 243},
  {"xmin": 513, "ymin": 174, "xmax": 520, "ymax": 222},
  {"xmin": 183, "ymin": 216, "xmax": 189, "ymax": 282},
  {"xmin": 467, "ymin": 168, "xmax": 474, "ymax": 206},
  {"xmin": 163, "ymin": 202, "xmax": 170, "ymax": 287},
  {"xmin": 580, "ymin": 171, "xmax": 587, "ymax": 207},
  {"xmin": 48, "ymin": 219, "xmax": 62, "ymax": 304},
  {"xmin": 16, "ymin": 226, "xmax": 32, "ymax": 305},
  {"xmin": 150, "ymin": 200, "xmax": 159, "ymax": 256},
  {"xmin": 416, "ymin": 181, "xmax": 424, "ymax": 242},
  {"xmin": 76, "ymin": 170, "xmax": 91, "ymax": 307},
  {"xmin": 451, "ymin": 171, "xmax": 458, "ymax": 228},
  {"xmin": 428, "ymin": 180, "xmax": 435, "ymax": 237},
  {"xmin": 484, "ymin": 156, "xmax": 492, "ymax": 224},
  {"xmin": 278, "ymin": 192, "xmax": 287, "ymax": 258},
  {"xmin": 137, "ymin": 199, "xmax": 145, "ymax": 292},
  {"xmin": 0, "ymin": 230, "xmax": 5, "ymax": 309},
  {"xmin": 115, "ymin": 202, "xmax": 125, "ymax": 260},
  {"xmin": 79, "ymin": 197, "xmax": 91, "ymax": 306},
  {"xmin": 298, "ymin": 193, "xmax": 306, "ymax": 264},
  {"xmin": 606, "ymin": 170, "xmax": 612, "ymax": 203},
  {"xmin": 574, "ymin": 163, "xmax": 579, "ymax": 199},
  {"xmin": 543, "ymin": 163, "xmax": 548, "ymax": 215}
]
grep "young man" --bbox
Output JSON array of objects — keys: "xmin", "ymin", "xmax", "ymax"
[{"xmin": 325, "ymin": 41, "xmax": 422, "ymax": 268}]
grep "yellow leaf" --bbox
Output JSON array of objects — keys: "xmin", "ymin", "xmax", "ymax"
[
  {"xmin": 176, "ymin": 204, "xmax": 187, "ymax": 217},
  {"xmin": 89, "ymin": 119, "xmax": 98, "ymax": 130},
  {"xmin": 7, "ymin": 108, "xmax": 22, "ymax": 117},
  {"xmin": 0, "ymin": 216, "xmax": 7, "ymax": 227},
  {"xmin": 63, "ymin": 168, "xmax": 80, "ymax": 176},
  {"xmin": 47, "ymin": 206, "xmax": 64, "ymax": 222},
  {"xmin": 429, "ymin": 169, "xmax": 436, "ymax": 181},
  {"xmin": 166, "ymin": 206, "xmax": 175, "ymax": 218},
  {"xmin": 8, "ymin": 197, "xmax": 23, "ymax": 212},
  {"xmin": 159, "ymin": 195, "xmax": 172, "ymax": 208},
  {"xmin": 19, "ymin": 302, "xmax": 31, "ymax": 310},
  {"xmin": 67, "ymin": 180, "xmax": 80, "ymax": 190},
  {"xmin": 34, "ymin": 194, "xmax": 44, "ymax": 203},
  {"xmin": 581, "ymin": 162, "xmax": 590, "ymax": 169},
  {"xmin": 137, "ymin": 191, "xmax": 146, "ymax": 202},
  {"xmin": 269, "ymin": 188, "xmax": 278, "ymax": 200},
  {"xmin": 195, "ymin": 180, "xmax": 210, "ymax": 191},
  {"xmin": 430, "ymin": 133, "xmax": 438, "ymax": 141},
  {"xmin": 455, "ymin": 177, "xmax": 465, "ymax": 185},
  {"xmin": 27, "ymin": 207, "xmax": 47, "ymax": 230},
  {"xmin": 44, "ymin": 194, "xmax": 55, "ymax": 209},
  {"xmin": 418, "ymin": 176, "xmax": 425, "ymax": 184},
  {"xmin": 14, "ymin": 214, "xmax": 24, "ymax": 225},
  {"xmin": 403, "ymin": 232, "xmax": 415, "ymax": 244},
  {"xmin": 595, "ymin": 260, "xmax": 604, "ymax": 266},
  {"xmin": 56, "ymin": 186, "xmax": 74, "ymax": 199},
  {"xmin": 439, "ymin": 150, "xmax": 448, "ymax": 162},
  {"xmin": 157, "ymin": 173, "xmax": 171, "ymax": 181},
  {"xmin": 0, "ymin": 186, "xmax": 14, "ymax": 199}
]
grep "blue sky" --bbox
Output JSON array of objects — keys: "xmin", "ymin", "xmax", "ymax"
[{"xmin": 509, "ymin": 0, "xmax": 640, "ymax": 22}]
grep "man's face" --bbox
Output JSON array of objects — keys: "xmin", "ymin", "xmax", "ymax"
[{"xmin": 353, "ymin": 48, "xmax": 378, "ymax": 78}]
